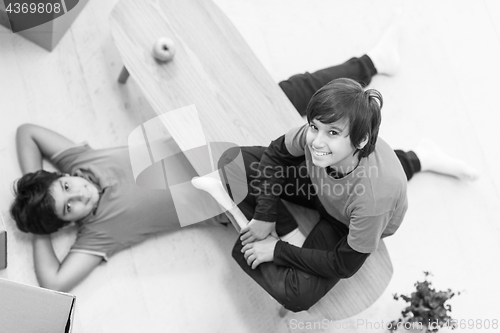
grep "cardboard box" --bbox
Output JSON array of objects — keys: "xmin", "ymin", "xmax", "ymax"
[
  {"xmin": 0, "ymin": 278, "xmax": 76, "ymax": 333},
  {"xmin": 0, "ymin": 1, "xmax": 11, "ymax": 30},
  {"xmin": 0, "ymin": 213, "xmax": 6, "ymax": 270},
  {"xmin": 0, "ymin": 0, "xmax": 90, "ymax": 51}
]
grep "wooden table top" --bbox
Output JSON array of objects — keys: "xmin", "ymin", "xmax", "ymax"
[{"xmin": 109, "ymin": 0, "xmax": 304, "ymax": 171}]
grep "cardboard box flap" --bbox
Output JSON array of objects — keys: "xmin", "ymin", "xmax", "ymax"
[{"xmin": 0, "ymin": 278, "xmax": 76, "ymax": 333}]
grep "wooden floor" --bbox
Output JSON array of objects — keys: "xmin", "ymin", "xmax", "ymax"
[{"xmin": 1, "ymin": 0, "xmax": 499, "ymax": 332}]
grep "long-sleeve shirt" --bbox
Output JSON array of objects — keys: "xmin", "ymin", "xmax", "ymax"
[{"xmin": 254, "ymin": 124, "xmax": 408, "ymax": 278}]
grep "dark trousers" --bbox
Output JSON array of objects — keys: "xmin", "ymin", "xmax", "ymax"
[
  {"xmin": 222, "ymin": 56, "xmax": 421, "ymax": 311},
  {"xmin": 219, "ymin": 146, "xmax": 351, "ymax": 311},
  {"xmin": 279, "ymin": 55, "xmax": 377, "ymax": 117}
]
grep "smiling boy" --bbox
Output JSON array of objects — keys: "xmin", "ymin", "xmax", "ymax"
[
  {"xmin": 219, "ymin": 75, "xmax": 477, "ymax": 311},
  {"xmin": 218, "ymin": 78, "xmax": 413, "ymax": 311}
]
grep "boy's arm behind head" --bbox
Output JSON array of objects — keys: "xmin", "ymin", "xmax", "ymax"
[
  {"xmin": 16, "ymin": 124, "xmax": 75, "ymax": 174},
  {"xmin": 12, "ymin": 124, "xmax": 76, "ymax": 234},
  {"xmin": 33, "ymin": 235, "xmax": 103, "ymax": 292}
]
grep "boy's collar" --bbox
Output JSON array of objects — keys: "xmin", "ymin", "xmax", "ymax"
[{"xmin": 326, "ymin": 156, "xmax": 362, "ymax": 179}]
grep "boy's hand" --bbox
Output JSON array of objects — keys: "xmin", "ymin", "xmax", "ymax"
[
  {"xmin": 242, "ymin": 235, "xmax": 279, "ymax": 269},
  {"xmin": 240, "ymin": 219, "xmax": 276, "ymax": 245}
]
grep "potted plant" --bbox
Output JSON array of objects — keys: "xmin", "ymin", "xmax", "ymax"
[{"xmin": 388, "ymin": 272, "xmax": 461, "ymax": 333}]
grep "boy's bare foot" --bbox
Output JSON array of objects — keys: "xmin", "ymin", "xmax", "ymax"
[
  {"xmin": 413, "ymin": 139, "xmax": 479, "ymax": 181},
  {"xmin": 367, "ymin": 19, "xmax": 402, "ymax": 76}
]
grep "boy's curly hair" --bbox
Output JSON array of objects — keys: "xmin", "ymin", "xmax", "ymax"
[
  {"xmin": 306, "ymin": 78, "xmax": 383, "ymax": 159},
  {"xmin": 10, "ymin": 170, "xmax": 69, "ymax": 234}
]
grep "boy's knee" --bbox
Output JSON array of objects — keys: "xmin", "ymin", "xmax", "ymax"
[
  {"xmin": 280, "ymin": 269, "xmax": 329, "ymax": 312},
  {"xmin": 231, "ymin": 241, "xmax": 321, "ymax": 312},
  {"xmin": 281, "ymin": 291, "xmax": 317, "ymax": 312}
]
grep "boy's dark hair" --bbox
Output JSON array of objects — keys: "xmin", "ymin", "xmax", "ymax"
[
  {"xmin": 10, "ymin": 170, "xmax": 69, "ymax": 235},
  {"xmin": 306, "ymin": 78, "xmax": 383, "ymax": 159}
]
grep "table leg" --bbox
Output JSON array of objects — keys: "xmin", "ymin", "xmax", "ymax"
[{"xmin": 118, "ymin": 66, "xmax": 130, "ymax": 84}]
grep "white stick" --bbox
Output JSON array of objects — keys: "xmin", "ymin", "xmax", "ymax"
[{"xmin": 191, "ymin": 176, "xmax": 248, "ymax": 231}]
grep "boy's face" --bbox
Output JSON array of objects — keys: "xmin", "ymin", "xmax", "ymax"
[
  {"xmin": 306, "ymin": 118, "xmax": 358, "ymax": 171},
  {"xmin": 49, "ymin": 176, "xmax": 100, "ymax": 222}
]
